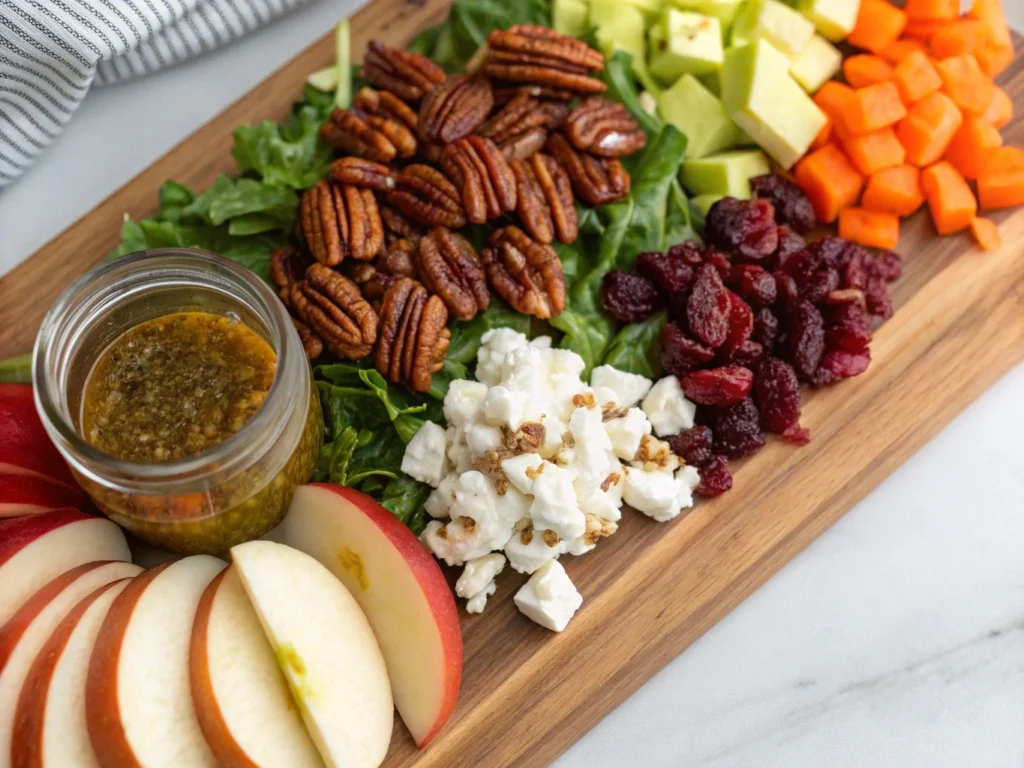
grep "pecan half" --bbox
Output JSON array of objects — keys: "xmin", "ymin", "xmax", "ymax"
[
  {"xmin": 321, "ymin": 109, "xmax": 398, "ymax": 164},
  {"xmin": 330, "ymin": 157, "xmax": 395, "ymax": 193},
  {"xmin": 564, "ymin": 98, "xmax": 647, "ymax": 158},
  {"xmin": 511, "ymin": 153, "xmax": 578, "ymax": 245},
  {"xmin": 379, "ymin": 204, "xmax": 424, "ymax": 244},
  {"xmin": 440, "ymin": 135, "xmax": 517, "ymax": 224},
  {"xmin": 387, "ymin": 164, "xmax": 467, "ymax": 229},
  {"xmin": 481, "ymin": 226, "xmax": 566, "ymax": 319},
  {"xmin": 270, "ymin": 246, "xmax": 311, "ymax": 306},
  {"xmin": 362, "ymin": 41, "xmax": 446, "ymax": 104},
  {"xmin": 477, "ymin": 91, "xmax": 570, "ymax": 161},
  {"xmin": 494, "ymin": 84, "xmax": 575, "ymax": 104},
  {"xmin": 291, "ymin": 264, "xmax": 378, "ymax": 360},
  {"xmin": 300, "ymin": 180, "xmax": 384, "ymax": 265},
  {"xmin": 418, "ymin": 75, "xmax": 494, "ymax": 144},
  {"xmin": 416, "ymin": 228, "xmax": 490, "ymax": 321},
  {"xmin": 484, "ymin": 26, "xmax": 607, "ymax": 96},
  {"xmin": 352, "ymin": 87, "xmax": 418, "ymax": 159},
  {"xmin": 545, "ymin": 133, "xmax": 630, "ymax": 206},
  {"xmin": 292, "ymin": 317, "xmax": 324, "ymax": 360},
  {"xmin": 374, "ymin": 278, "xmax": 451, "ymax": 393}
]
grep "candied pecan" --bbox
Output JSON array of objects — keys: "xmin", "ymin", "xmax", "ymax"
[
  {"xmin": 477, "ymin": 92, "xmax": 570, "ymax": 161},
  {"xmin": 493, "ymin": 84, "xmax": 575, "ymax": 104},
  {"xmin": 321, "ymin": 109, "xmax": 399, "ymax": 164},
  {"xmin": 563, "ymin": 98, "xmax": 646, "ymax": 158},
  {"xmin": 291, "ymin": 264, "xmax": 378, "ymax": 360},
  {"xmin": 419, "ymin": 75, "xmax": 494, "ymax": 144},
  {"xmin": 378, "ymin": 239, "xmax": 419, "ymax": 279},
  {"xmin": 481, "ymin": 226, "xmax": 566, "ymax": 319},
  {"xmin": 485, "ymin": 26, "xmax": 606, "ymax": 95},
  {"xmin": 387, "ymin": 164, "xmax": 467, "ymax": 229},
  {"xmin": 416, "ymin": 227, "xmax": 490, "ymax": 321},
  {"xmin": 270, "ymin": 246, "xmax": 310, "ymax": 306},
  {"xmin": 351, "ymin": 87, "xmax": 417, "ymax": 158},
  {"xmin": 374, "ymin": 278, "xmax": 451, "ymax": 393},
  {"xmin": 330, "ymin": 157, "xmax": 395, "ymax": 192},
  {"xmin": 362, "ymin": 41, "xmax": 445, "ymax": 104},
  {"xmin": 440, "ymin": 136, "xmax": 517, "ymax": 224},
  {"xmin": 511, "ymin": 152, "xmax": 577, "ymax": 244},
  {"xmin": 300, "ymin": 180, "xmax": 384, "ymax": 265},
  {"xmin": 545, "ymin": 133, "xmax": 630, "ymax": 206},
  {"xmin": 379, "ymin": 204, "xmax": 424, "ymax": 244},
  {"xmin": 291, "ymin": 317, "xmax": 324, "ymax": 360}
]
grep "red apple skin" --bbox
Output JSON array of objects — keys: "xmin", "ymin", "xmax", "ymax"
[
  {"xmin": 308, "ymin": 483, "xmax": 463, "ymax": 748},
  {"xmin": 0, "ymin": 509, "xmax": 91, "ymax": 569},
  {"xmin": 86, "ymin": 564, "xmax": 170, "ymax": 768},
  {"xmin": 0, "ymin": 385, "xmax": 77, "ymax": 490},
  {"xmin": 11, "ymin": 579, "xmax": 127, "ymax": 768},
  {"xmin": 0, "ymin": 474, "xmax": 85, "ymax": 518}
]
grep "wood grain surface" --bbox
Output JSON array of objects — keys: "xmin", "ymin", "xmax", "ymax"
[{"xmin": 1, "ymin": 2, "xmax": 1022, "ymax": 765}]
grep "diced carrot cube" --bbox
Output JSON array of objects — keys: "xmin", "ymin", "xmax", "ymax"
[
  {"xmin": 862, "ymin": 165, "xmax": 926, "ymax": 216},
  {"xmin": 843, "ymin": 55, "xmax": 895, "ymax": 88},
  {"xmin": 880, "ymin": 39, "xmax": 929, "ymax": 64},
  {"xmin": 904, "ymin": 18, "xmax": 953, "ymax": 41},
  {"xmin": 848, "ymin": 0, "xmax": 907, "ymax": 53},
  {"xmin": 982, "ymin": 85, "xmax": 1013, "ymax": 129},
  {"xmin": 943, "ymin": 115, "xmax": 1003, "ymax": 180},
  {"xmin": 921, "ymin": 161, "xmax": 977, "ymax": 234},
  {"xmin": 904, "ymin": 0, "xmax": 958, "ymax": 20},
  {"xmin": 794, "ymin": 144, "xmax": 865, "ymax": 224},
  {"xmin": 893, "ymin": 50, "xmax": 942, "ymax": 104},
  {"xmin": 977, "ymin": 147, "xmax": 1024, "ymax": 210},
  {"xmin": 976, "ymin": 42, "xmax": 1014, "ymax": 77},
  {"xmin": 970, "ymin": 217, "xmax": 1002, "ymax": 251},
  {"xmin": 839, "ymin": 207, "xmax": 901, "ymax": 249},
  {"xmin": 842, "ymin": 127, "xmax": 907, "ymax": 176},
  {"xmin": 840, "ymin": 82, "xmax": 908, "ymax": 135},
  {"xmin": 896, "ymin": 91, "xmax": 963, "ymax": 167},
  {"xmin": 930, "ymin": 19, "xmax": 985, "ymax": 58},
  {"xmin": 936, "ymin": 54, "xmax": 995, "ymax": 115}
]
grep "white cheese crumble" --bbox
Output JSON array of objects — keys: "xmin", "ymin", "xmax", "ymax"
[
  {"xmin": 400, "ymin": 421, "xmax": 448, "ymax": 487},
  {"xmin": 513, "ymin": 561, "xmax": 583, "ymax": 632},
  {"xmin": 642, "ymin": 375, "xmax": 697, "ymax": 437}
]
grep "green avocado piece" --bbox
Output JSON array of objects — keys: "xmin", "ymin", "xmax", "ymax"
[
  {"xmin": 553, "ymin": 0, "xmax": 590, "ymax": 37},
  {"xmin": 649, "ymin": 10, "xmax": 724, "ymax": 82},
  {"xmin": 681, "ymin": 148, "xmax": 771, "ymax": 198},
  {"xmin": 789, "ymin": 33, "xmax": 842, "ymax": 92},
  {"xmin": 731, "ymin": 0, "xmax": 816, "ymax": 57},
  {"xmin": 657, "ymin": 74, "xmax": 742, "ymax": 158},
  {"xmin": 592, "ymin": 2, "xmax": 659, "ymax": 90},
  {"xmin": 721, "ymin": 39, "xmax": 827, "ymax": 169},
  {"xmin": 668, "ymin": 0, "xmax": 745, "ymax": 30},
  {"xmin": 692, "ymin": 193, "xmax": 725, "ymax": 215},
  {"xmin": 798, "ymin": 0, "xmax": 859, "ymax": 42}
]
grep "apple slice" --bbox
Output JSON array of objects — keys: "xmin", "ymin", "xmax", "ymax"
[
  {"xmin": 0, "ymin": 510, "xmax": 130, "ymax": 628},
  {"xmin": 0, "ymin": 560, "xmax": 142, "ymax": 765},
  {"xmin": 87, "ymin": 556, "xmax": 225, "ymax": 768},
  {"xmin": 0, "ymin": 385, "xmax": 76, "ymax": 490},
  {"xmin": 271, "ymin": 484, "xmax": 462, "ymax": 747},
  {"xmin": 190, "ymin": 566, "xmax": 322, "ymax": 767},
  {"xmin": 11, "ymin": 578, "xmax": 131, "ymax": 768},
  {"xmin": 231, "ymin": 540, "xmax": 393, "ymax": 768},
  {"xmin": 0, "ymin": 474, "xmax": 85, "ymax": 518}
]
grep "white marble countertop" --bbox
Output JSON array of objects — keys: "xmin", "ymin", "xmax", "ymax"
[{"xmin": 1, "ymin": 2, "xmax": 1021, "ymax": 765}]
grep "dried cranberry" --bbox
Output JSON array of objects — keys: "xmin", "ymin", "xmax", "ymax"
[
  {"xmin": 695, "ymin": 455, "xmax": 733, "ymax": 497},
  {"xmin": 777, "ymin": 246, "xmax": 823, "ymax": 287},
  {"xmin": 600, "ymin": 269, "xmax": 662, "ymax": 323},
  {"xmin": 877, "ymin": 250, "xmax": 903, "ymax": 281},
  {"xmin": 826, "ymin": 303, "xmax": 872, "ymax": 353},
  {"xmin": 660, "ymin": 321, "xmax": 715, "ymax": 375},
  {"xmin": 708, "ymin": 398, "xmax": 766, "ymax": 459},
  {"xmin": 752, "ymin": 308, "xmax": 779, "ymax": 351},
  {"xmin": 731, "ymin": 264, "xmax": 777, "ymax": 307},
  {"xmin": 801, "ymin": 268, "xmax": 840, "ymax": 303},
  {"xmin": 807, "ymin": 236, "xmax": 853, "ymax": 270},
  {"xmin": 772, "ymin": 226, "xmax": 806, "ymax": 271},
  {"xmin": 821, "ymin": 349, "xmax": 871, "ymax": 379},
  {"xmin": 783, "ymin": 301, "xmax": 825, "ymax": 381},
  {"xmin": 636, "ymin": 250, "xmax": 695, "ymax": 294},
  {"xmin": 753, "ymin": 357, "xmax": 802, "ymax": 433},
  {"xmin": 774, "ymin": 271, "xmax": 800, "ymax": 305},
  {"xmin": 686, "ymin": 263, "xmax": 731, "ymax": 348},
  {"xmin": 842, "ymin": 248, "xmax": 868, "ymax": 290},
  {"xmin": 864, "ymin": 275, "xmax": 894, "ymax": 319},
  {"xmin": 668, "ymin": 425, "xmax": 715, "ymax": 468},
  {"xmin": 781, "ymin": 423, "xmax": 811, "ymax": 445},
  {"xmin": 667, "ymin": 240, "xmax": 704, "ymax": 266},
  {"xmin": 705, "ymin": 197, "xmax": 779, "ymax": 261},
  {"xmin": 730, "ymin": 339, "xmax": 764, "ymax": 366},
  {"xmin": 808, "ymin": 366, "xmax": 836, "ymax": 388},
  {"xmin": 703, "ymin": 246, "xmax": 732, "ymax": 278},
  {"xmin": 722, "ymin": 292, "xmax": 754, "ymax": 357},
  {"xmin": 750, "ymin": 174, "xmax": 816, "ymax": 233},
  {"xmin": 681, "ymin": 366, "xmax": 754, "ymax": 406}
]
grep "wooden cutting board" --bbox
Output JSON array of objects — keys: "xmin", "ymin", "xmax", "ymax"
[{"xmin": 1, "ymin": 1, "xmax": 1022, "ymax": 765}]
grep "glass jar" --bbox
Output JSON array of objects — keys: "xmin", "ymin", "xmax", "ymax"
[{"xmin": 34, "ymin": 249, "xmax": 323, "ymax": 555}]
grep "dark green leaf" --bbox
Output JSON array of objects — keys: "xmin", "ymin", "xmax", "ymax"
[
  {"xmin": 602, "ymin": 312, "xmax": 666, "ymax": 378},
  {"xmin": 232, "ymin": 105, "xmax": 333, "ymax": 190},
  {"xmin": 445, "ymin": 300, "xmax": 533, "ymax": 364},
  {"xmin": 380, "ymin": 476, "xmax": 432, "ymax": 534},
  {"xmin": 601, "ymin": 50, "xmax": 662, "ymax": 138}
]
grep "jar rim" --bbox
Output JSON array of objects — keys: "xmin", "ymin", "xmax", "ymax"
[{"xmin": 33, "ymin": 248, "xmax": 307, "ymax": 492}]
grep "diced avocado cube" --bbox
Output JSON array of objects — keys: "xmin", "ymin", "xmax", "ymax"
[
  {"xmin": 692, "ymin": 193, "xmax": 725, "ymax": 215},
  {"xmin": 721, "ymin": 39, "xmax": 827, "ymax": 169},
  {"xmin": 593, "ymin": 3, "xmax": 658, "ymax": 91},
  {"xmin": 553, "ymin": 0, "xmax": 590, "ymax": 37},
  {"xmin": 731, "ymin": 0, "xmax": 816, "ymax": 58},
  {"xmin": 668, "ymin": 0, "xmax": 745, "ymax": 30},
  {"xmin": 649, "ymin": 10, "xmax": 724, "ymax": 82},
  {"xmin": 789, "ymin": 34, "xmax": 842, "ymax": 92},
  {"xmin": 657, "ymin": 74, "xmax": 742, "ymax": 158},
  {"xmin": 798, "ymin": 0, "xmax": 859, "ymax": 43},
  {"xmin": 682, "ymin": 149, "xmax": 772, "ymax": 198}
]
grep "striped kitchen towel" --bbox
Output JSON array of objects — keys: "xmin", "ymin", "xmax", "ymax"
[{"xmin": 0, "ymin": 0, "xmax": 313, "ymax": 188}]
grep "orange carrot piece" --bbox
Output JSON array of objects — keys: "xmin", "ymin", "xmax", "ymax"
[
  {"xmin": 905, "ymin": 0, "xmax": 958, "ymax": 19},
  {"xmin": 977, "ymin": 147, "xmax": 1024, "ymax": 210},
  {"xmin": 814, "ymin": 82, "xmax": 855, "ymax": 119},
  {"xmin": 794, "ymin": 144, "xmax": 865, "ymax": 224},
  {"xmin": 848, "ymin": 0, "xmax": 907, "ymax": 53},
  {"xmin": 862, "ymin": 165, "xmax": 926, "ymax": 216},
  {"xmin": 880, "ymin": 39, "xmax": 930, "ymax": 64},
  {"xmin": 930, "ymin": 19, "xmax": 985, "ymax": 58},
  {"xmin": 904, "ymin": 17, "xmax": 952, "ymax": 41},
  {"xmin": 967, "ymin": 0, "xmax": 1012, "ymax": 50},
  {"xmin": 896, "ymin": 91, "xmax": 964, "ymax": 166},
  {"xmin": 810, "ymin": 119, "xmax": 833, "ymax": 151},
  {"xmin": 982, "ymin": 85, "xmax": 1013, "ymax": 128},
  {"xmin": 839, "ymin": 208, "xmax": 901, "ymax": 250},
  {"xmin": 936, "ymin": 54, "xmax": 995, "ymax": 115},
  {"xmin": 893, "ymin": 50, "xmax": 943, "ymax": 104},
  {"xmin": 921, "ymin": 161, "xmax": 977, "ymax": 234},
  {"xmin": 943, "ymin": 116, "xmax": 1003, "ymax": 180},
  {"xmin": 843, "ymin": 55, "xmax": 895, "ymax": 88},
  {"xmin": 976, "ymin": 42, "xmax": 1013, "ymax": 77},
  {"xmin": 969, "ymin": 217, "xmax": 1002, "ymax": 251},
  {"xmin": 842, "ymin": 127, "xmax": 907, "ymax": 176},
  {"xmin": 839, "ymin": 82, "xmax": 908, "ymax": 135}
]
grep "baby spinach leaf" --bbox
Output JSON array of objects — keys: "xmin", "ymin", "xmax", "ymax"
[
  {"xmin": 381, "ymin": 476, "xmax": 432, "ymax": 534},
  {"xmin": 232, "ymin": 104, "xmax": 333, "ymax": 190},
  {"xmin": 602, "ymin": 312, "xmax": 666, "ymax": 379},
  {"xmin": 445, "ymin": 299, "xmax": 534, "ymax": 364},
  {"xmin": 601, "ymin": 50, "xmax": 662, "ymax": 138}
]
